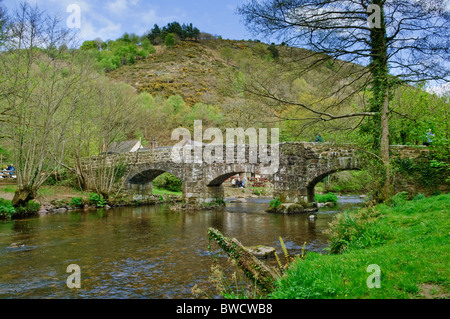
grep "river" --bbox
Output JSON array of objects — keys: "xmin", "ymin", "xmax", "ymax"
[{"xmin": 0, "ymin": 195, "xmax": 364, "ymax": 299}]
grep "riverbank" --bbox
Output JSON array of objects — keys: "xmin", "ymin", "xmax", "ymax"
[
  {"xmin": 0, "ymin": 180, "xmax": 366, "ymax": 217},
  {"xmin": 0, "ymin": 183, "xmax": 180, "ymax": 217},
  {"xmin": 269, "ymin": 193, "xmax": 449, "ymax": 299}
]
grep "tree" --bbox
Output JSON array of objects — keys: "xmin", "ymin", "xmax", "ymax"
[
  {"xmin": 0, "ymin": 2, "xmax": 85, "ymax": 206},
  {"xmin": 164, "ymin": 33, "xmax": 175, "ymax": 48},
  {"xmin": 238, "ymin": 0, "xmax": 450, "ymax": 200}
]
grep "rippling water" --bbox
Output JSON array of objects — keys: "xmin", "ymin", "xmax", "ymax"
[{"xmin": 0, "ymin": 195, "xmax": 363, "ymax": 299}]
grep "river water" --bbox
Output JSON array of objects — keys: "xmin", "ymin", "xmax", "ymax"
[{"xmin": 0, "ymin": 195, "xmax": 364, "ymax": 299}]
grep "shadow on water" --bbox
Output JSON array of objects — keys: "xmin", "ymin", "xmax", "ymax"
[{"xmin": 0, "ymin": 195, "xmax": 364, "ymax": 299}]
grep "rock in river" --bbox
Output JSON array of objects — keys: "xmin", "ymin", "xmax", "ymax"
[{"xmin": 246, "ymin": 245, "xmax": 276, "ymax": 258}]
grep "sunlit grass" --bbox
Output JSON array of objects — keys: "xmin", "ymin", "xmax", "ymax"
[
  {"xmin": 152, "ymin": 187, "xmax": 182, "ymax": 196},
  {"xmin": 270, "ymin": 193, "xmax": 450, "ymax": 299}
]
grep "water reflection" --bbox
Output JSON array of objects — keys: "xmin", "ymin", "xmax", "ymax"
[{"xmin": 0, "ymin": 195, "xmax": 363, "ymax": 299}]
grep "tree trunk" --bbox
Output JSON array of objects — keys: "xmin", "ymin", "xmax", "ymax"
[
  {"xmin": 12, "ymin": 187, "xmax": 37, "ymax": 207},
  {"xmin": 369, "ymin": 0, "xmax": 391, "ymax": 202},
  {"xmin": 380, "ymin": 89, "xmax": 391, "ymax": 202},
  {"xmin": 207, "ymin": 227, "xmax": 281, "ymax": 292}
]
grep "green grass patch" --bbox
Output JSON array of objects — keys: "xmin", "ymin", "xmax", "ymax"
[
  {"xmin": 0, "ymin": 185, "xmax": 16, "ymax": 193},
  {"xmin": 270, "ymin": 193, "xmax": 450, "ymax": 299},
  {"xmin": 315, "ymin": 192, "xmax": 338, "ymax": 203},
  {"xmin": 152, "ymin": 187, "xmax": 182, "ymax": 196}
]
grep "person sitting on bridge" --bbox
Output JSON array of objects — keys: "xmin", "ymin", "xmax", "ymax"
[
  {"xmin": 315, "ymin": 133, "xmax": 324, "ymax": 143},
  {"xmin": 423, "ymin": 129, "xmax": 435, "ymax": 146},
  {"xmin": 7, "ymin": 164, "xmax": 15, "ymax": 176}
]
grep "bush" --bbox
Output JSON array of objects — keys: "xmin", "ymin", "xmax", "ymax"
[
  {"xmin": 325, "ymin": 207, "xmax": 387, "ymax": 254},
  {"xmin": 315, "ymin": 192, "xmax": 338, "ymax": 203},
  {"xmin": 14, "ymin": 200, "xmax": 41, "ymax": 217},
  {"xmin": 153, "ymin": 173, "xmax": 182, "ymax": 192},
  {"xmin": 89, "ymin": 193, "xmax": 107, "ymax": 208},
  {"xmin": 0, "ymin": 198, "xmax": 16, "ymax": 219},
  {"xmin": 70, "ymin": 197, "xmax": 84, "ymax": 208},
  {"xmin": 269, "ymin": 198, "xmax": 282, "ymax": 208}
]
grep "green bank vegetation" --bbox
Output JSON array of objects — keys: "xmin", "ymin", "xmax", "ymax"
[{"xmin": 269, "ymin": 193, "xmax": 449, "ymax": 299}]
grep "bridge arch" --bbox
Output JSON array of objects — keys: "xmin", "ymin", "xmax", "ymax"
[
  {"xmin": 305, "ymin": 167, "xmax": 362, "ymax": 202},
  {"xmin": 125, "ymin": 164, "xmax": 185, "ymax": 197}
]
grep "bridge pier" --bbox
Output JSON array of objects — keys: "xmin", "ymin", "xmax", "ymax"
[
  {"xmin": 182, "ymin": 182, "xmax": 225, "ymax": 206},
  {"xmin": 123, "ymin": 181, "xmax": 153, "ymax": 197},
  {"xmin": 273, "ymin": 186, "xmax": 318, "ymax": 213}
]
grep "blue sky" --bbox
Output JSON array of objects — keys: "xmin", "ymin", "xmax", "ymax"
[{"xmin": 2, "ymin": 0, "xmax": 257, "ymax": 43}]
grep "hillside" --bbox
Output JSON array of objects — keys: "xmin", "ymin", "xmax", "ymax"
[
  {"xmin": 108, "ymin": 40, "xmax": 232, "ymax": 106},
  {"xmin": 107, "ymin": 38, "xmax": 368, "ymax": 104},
  {"xmin": 100, "ymin": 38, "xmax": 447, "ymax": 149},
  {"xmin": 104, "ymin": 39, "xmax": 374, "ymax": 144}
]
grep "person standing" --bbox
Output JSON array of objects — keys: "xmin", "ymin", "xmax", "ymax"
[{"xmin": 315, "ymin": 133, "xmax": 324, "ymax": 143}]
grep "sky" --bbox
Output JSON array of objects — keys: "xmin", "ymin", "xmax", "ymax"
[{"xmin": 1, "ymin": 0, "xmax": 257, "ymax": 43}]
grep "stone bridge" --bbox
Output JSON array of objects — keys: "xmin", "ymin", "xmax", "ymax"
[{"xmin": 82, "ymin": 142, "xmax": 426, "ymax": 210}]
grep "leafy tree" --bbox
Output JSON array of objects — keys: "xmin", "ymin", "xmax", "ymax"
[
  {"xmin": 147, "ymin": 24, "xmax": 162, "ymax": 44},
  {"xmin": 238, "ymin": 0, "xmax": 450, "ymax": 200},
  {"xmin": 165, "ymin": 33, "xmax": 176, "ymax": 48},
  {"xmin": 165, "ymin": 22, "xmax": 183, "ymax": 39},
  {"xmin": 0, "ymin": 2, "xmax": 86, "ymax": 206}
]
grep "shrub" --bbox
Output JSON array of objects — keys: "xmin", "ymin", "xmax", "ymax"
[
  {"xmin": 315, "ymin": 192, "xmax": 338, "ymax": 203},
  {"xmin": 14, "ymin": 200, "xmax": 41, "ymax": 216},
  {"xmin": 0, "ymin": 198, "xmax": 16, "ymax": 219},
  {"xmin": 153, "ymin": 173, "xmax": 182, "ymax": 192},
  {"xmin": 70, "ymin": 197, "xmax": 84, "ymax": 208},
  {"xmin": 269, "ymin": 198, "xmax": 282, "ymax": 208},
  {"xmin": 89, "ymin": 193, "xmax": 107, "ymax": 208},
  {"xmin": 325, "ymin": 207, "xmax": 387, "ymax": 254}
]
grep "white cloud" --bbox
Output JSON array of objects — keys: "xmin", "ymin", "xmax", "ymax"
[{"xmin": 106, "ymin": 0, "xmax": 129, "ymax": 14}]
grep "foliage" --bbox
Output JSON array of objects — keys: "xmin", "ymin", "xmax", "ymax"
[
  {"xmin": 0, "ymin": 198, "xmax": 16, "ymax": 219},
  {"xmin": 81, "ymin": 36, "xmax": 155, "ymax": 72},
  {"xmin": 325, "ymin": 207, "xmax": 388, "ymax": 254},
  {"xmin": 14, "ymin": 200, "xmax": 41, "ymax": 216},
  {"xmin": 315, "ymin": 192, "xmax": 338, "ymax": 203},
  {"xmin": 70, "ymin": 197, "xmax": 84, "ymax": 208},
  {"xmin": 319, "ymin": 170, "xmax": 373, "ymax": 194},
  {"xmin": 147, "ymin": 22, "xmax": 200, "ymax": 44},
  {"xmin": 88, "ymin": 193, "xmax": 107, "ymax": 208},
  {"xmin": 392, "ymin": 153, "xmax": 450, "ymax": 190},
  {"xmin": 152, "ymin": 172, "xmax": 182, "ymax": 192},
  {"xmin": 269, "ymin": 198, "xmax": 282, "ymax": 208},
  {"xmin": 164, "ymin": 33, "xmax": 176, "ymax": 48}
]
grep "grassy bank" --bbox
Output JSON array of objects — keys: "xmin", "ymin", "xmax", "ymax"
[
  {"xmin": 152, "ymin": 187, "xmax": 182, "ymax": 197},
  {"xmin": 270, "ymin": 193, "xmax": 449, "ymax": 299}
]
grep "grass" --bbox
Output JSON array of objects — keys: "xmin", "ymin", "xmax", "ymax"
[
  {"xmin": 0, "ymin": 185, "xmax": 16, "ymax": 193},
  {"xmin": 315, "ymin": 192, "xmax": 338, "ymax": 203},
  {"xmin": 152, "ymin": 187, "xmax": 182, "ymax": 196},
  {"xmin": 269, "ymin": 193, "xmax": 450, "ymax": 299}
]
